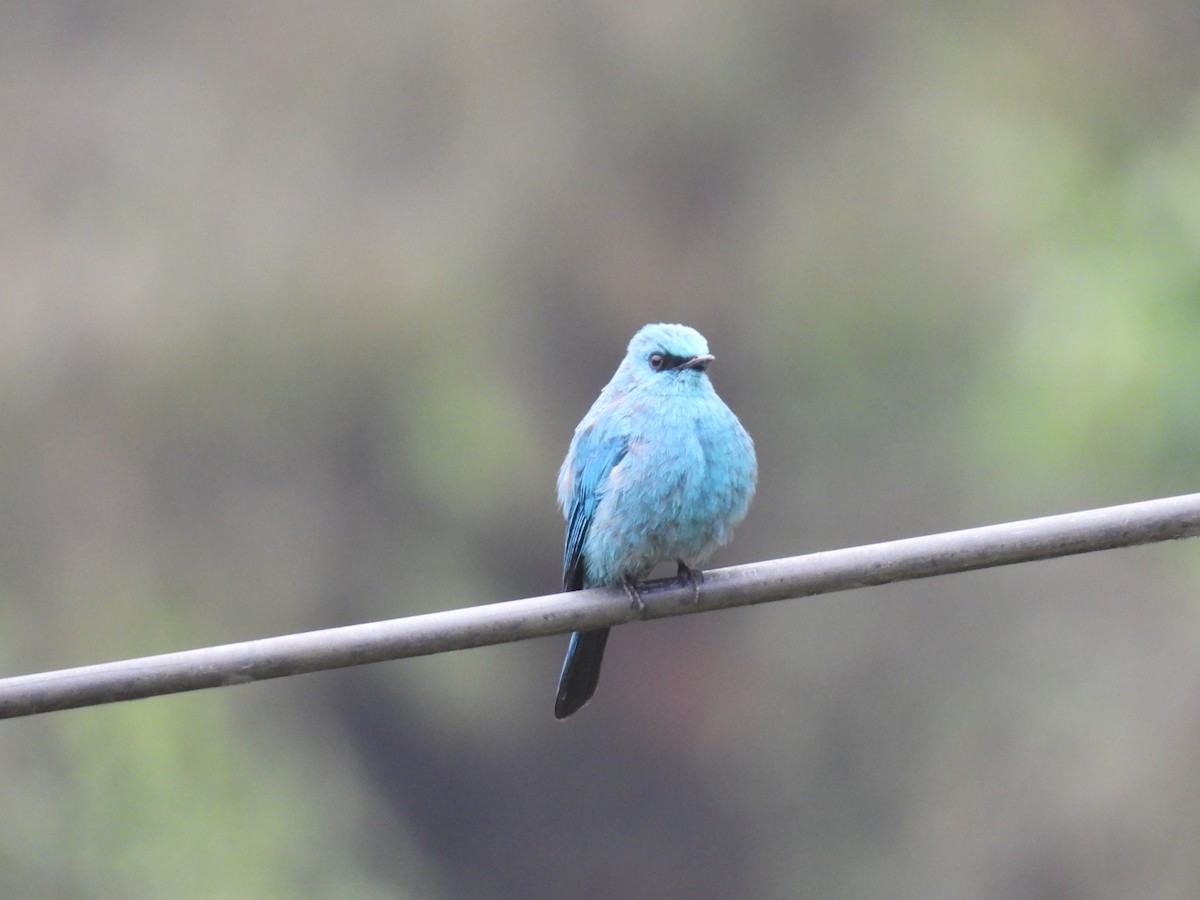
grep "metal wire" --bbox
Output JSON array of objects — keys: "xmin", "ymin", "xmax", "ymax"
[{"xmin": 2, "ymin": 492, "xmax": 1199, "ymax": 718}]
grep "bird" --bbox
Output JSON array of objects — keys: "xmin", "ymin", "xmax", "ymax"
[{"xmin": 554, "ymin": 323, "xmax": 757, "ymax": 719}]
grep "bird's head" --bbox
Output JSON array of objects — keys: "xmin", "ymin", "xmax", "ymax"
[{"xmin": 619, "ymin": 323, "xmax": 716, "ymax": 386}]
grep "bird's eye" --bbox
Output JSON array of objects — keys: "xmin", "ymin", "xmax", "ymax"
[{"xmin": 648, "ymin": 352, "xmax": 665, "ymax": 370}]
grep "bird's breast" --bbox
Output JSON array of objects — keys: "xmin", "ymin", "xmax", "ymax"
[{"xmin": 582, "ymin": 403, "xmax": 755, "ymax": 585}]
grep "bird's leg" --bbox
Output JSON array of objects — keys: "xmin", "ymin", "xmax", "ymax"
[
  {"xmin": 676, "ymin": 560, "xmax": 703, "ymax": 605},
  {"xmin": 623, "ymin": 576, "xmax": 646, "ymax": 615}
]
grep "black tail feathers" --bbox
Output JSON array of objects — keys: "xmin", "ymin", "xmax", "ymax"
[{"xmin": 554, "ymin": 628, "xmax": 610, "ymax": 718}]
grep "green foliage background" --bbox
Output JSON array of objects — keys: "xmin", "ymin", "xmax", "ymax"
[{"xmin": 3, "ymin": 4, "xmax": 1200, "ymax": 897}]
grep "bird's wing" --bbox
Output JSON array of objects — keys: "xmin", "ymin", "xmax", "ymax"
[{"xmin": 562, "ymin": 429, "xmax": 629, "ymax": 591}]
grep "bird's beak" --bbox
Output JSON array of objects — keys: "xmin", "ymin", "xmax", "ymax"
[{"xmin": 673, "ymin": 353, "xmax": 714, "ymax": 372}]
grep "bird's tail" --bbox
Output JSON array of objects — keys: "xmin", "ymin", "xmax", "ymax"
[{"xmin": 554, "ymin": 628, "xmax": 610, "ymax": 719}]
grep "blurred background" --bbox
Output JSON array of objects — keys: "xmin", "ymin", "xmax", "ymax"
[{"xmin": 3, "ymin": 2, "xmax": 1200, "ymax": 897}]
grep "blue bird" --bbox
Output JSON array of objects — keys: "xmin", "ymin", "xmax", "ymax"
[{"xmin": 554, "ymin": 323, "xmax": 757, "ymax": 718}]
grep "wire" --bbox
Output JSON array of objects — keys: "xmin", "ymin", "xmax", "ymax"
[{"xmin": 2, "ymin": 492, "xmax": 1199, "ymax": 719}]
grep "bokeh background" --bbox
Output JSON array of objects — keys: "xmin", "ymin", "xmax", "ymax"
[{"xmin": 4, "ymin": 3, "xmax": 1200, "ymax": 898}]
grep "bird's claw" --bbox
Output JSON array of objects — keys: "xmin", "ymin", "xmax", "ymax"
[
  {"xmin": 676, "ymin": 560, "xmax": 703, "ymax": 605},
  {"xmin": 623, "ymin": 578, "xmax": 646, "ymax": 615}
]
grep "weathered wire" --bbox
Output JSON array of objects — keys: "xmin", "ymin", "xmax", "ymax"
[{"xmin": 2, "ymin": 492, "xmax": 1199, "ymax": 719}]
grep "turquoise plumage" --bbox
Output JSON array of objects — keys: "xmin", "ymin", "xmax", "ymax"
[{"xmin": 555, "ymin": 323, "xmax": 757, "ymax": 718}]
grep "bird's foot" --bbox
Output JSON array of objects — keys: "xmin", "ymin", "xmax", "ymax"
[
  {"xmin": 623, "ymin": 577, "xmax": 646, "ymax": 615},
  {"xmin": 676, "ymin": 560, "xmax": 703, "ymax": 605}
]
